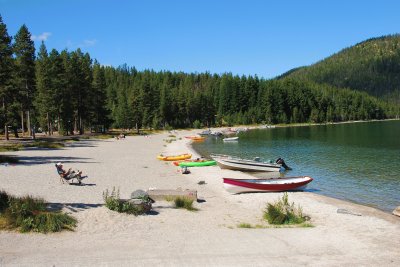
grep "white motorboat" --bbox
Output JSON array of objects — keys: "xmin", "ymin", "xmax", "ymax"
[{"xmin": 211, "ymin": 154, "xmax": 291, "ymax": 172}]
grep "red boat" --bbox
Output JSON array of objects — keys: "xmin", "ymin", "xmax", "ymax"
[{"xmin": 223, "ymin": 176, "xmax": 313, "ymax": 194}]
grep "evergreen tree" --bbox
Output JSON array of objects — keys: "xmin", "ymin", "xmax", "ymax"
[
  {"xmin": 0, "ymin": 15, "xmax": 14, "ymax": 140},
  {"xmin": 90, "ymin": 61, "xmax": 111, "ymax": 132},
  {"xmin": 13, "ymin": 24, "xmax": 36, "ymax": 137}
]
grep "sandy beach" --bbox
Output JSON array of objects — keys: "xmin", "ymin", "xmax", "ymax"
[{"xmin": 0, "ymin": 130, "xmax": 399, "ymax": 266}]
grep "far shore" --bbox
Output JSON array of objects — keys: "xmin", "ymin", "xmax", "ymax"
[{"xmin": 0, "ymin": 126, "xmax": 399, "ymax": 266}]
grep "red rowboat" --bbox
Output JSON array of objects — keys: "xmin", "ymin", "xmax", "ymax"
[{"xmin": 223, "ymin": 176, "xmax": 313, "ymax": 194}]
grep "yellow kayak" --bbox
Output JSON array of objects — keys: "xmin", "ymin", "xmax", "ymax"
[{"xmin": 157, "ymin": 153, "xmax": 192, "ymax": 161}]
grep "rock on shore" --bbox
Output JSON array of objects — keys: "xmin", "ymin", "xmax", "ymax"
[{"xmin": 393, "ymin": 206, "xmax": 400, "ymax": 217}]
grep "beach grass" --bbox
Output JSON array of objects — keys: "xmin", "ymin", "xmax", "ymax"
[
  {"xmin": 264, "ymin": 193, "xmax": 309, "ymax": 225},
  {"xmin": 26, "ymin": 141, "xmax": 65, "ymax": 149},
  {"xmin": 103, "ymin": 187, "xmax": 149, "ymax": 215},
  {"xmin": 0, "ymin": 191, "xmax": 76, "ymax": 233},
  {"xmin": 0, "ymin": 143, "xmax": 23, "ymax": 152},
  {"xmin": 173, "ymin": 197, "xmax": 198, "ymax": 211}
]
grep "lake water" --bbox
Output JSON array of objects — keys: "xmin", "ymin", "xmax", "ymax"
[{"xmin": 192, "ymin": 120, "xmax": 400, "ymax": 212}]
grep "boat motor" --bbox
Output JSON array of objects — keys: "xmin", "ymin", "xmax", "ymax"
[{"xmin": 275, "ymin": 157, "xmax": 292, "ymax": 170}]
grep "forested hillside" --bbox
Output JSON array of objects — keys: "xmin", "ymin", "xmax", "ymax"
[
  {"xmin": 279, "ymin": 35, "xmax": 400, "ymax": 103},
  {"xmin": 0, "ymin": 16, "xmax": 399, "ymax": 139}
]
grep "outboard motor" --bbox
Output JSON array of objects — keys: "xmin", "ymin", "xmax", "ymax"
[{"xmin": 276, "ymin": 157, "xmax": 292, "ymax": 170}]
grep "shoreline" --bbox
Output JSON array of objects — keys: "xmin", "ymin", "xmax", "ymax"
[
  {"xmin": 184, "ymin": 130, "xmax": 398, "ymax": 217},
  {"xmin": 187, "ymin": 120, "xmax": 400, "ymax": 214},
  {"xmin": 0, "ymin": 130, "xmax": 399, "ymax": 266}
]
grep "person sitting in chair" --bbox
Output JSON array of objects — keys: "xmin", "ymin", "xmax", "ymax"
[{"xmin": 55, "ymin": 162, "xmax": 83, "ymax": 184}]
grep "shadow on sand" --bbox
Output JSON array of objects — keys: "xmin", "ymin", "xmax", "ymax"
[
  {"xmin": 13, "ymin": 155, "xmax": 98, "ymax": 165},
  {"xmin": 47, "ymin": 202, "xmax": 103, "ymax": 213}
]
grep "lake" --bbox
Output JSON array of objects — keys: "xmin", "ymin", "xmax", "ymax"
[{"xmin": 192, "ymin": 120, "xmax": 400, "ymax": 212}]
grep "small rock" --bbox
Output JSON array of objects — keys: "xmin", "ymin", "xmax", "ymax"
[{"xmin": 392, "ymin": 206, "xmax": 400, "ymax": 217}]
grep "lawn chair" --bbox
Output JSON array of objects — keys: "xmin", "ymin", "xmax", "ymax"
[{"xmin": 55, "ymin": 163, "xmax": 83, "ymax": 185}]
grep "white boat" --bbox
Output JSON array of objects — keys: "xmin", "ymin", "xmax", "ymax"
[
  {"xmin": 223, "ymin": 176, "xmax": 313, "ymax": 194},
  {"xmin": 223, "ymin": 137, "xmax": 239, "ymax": 142},
  {"xmin": 211, "ymin": 154, "xmax": 291, "ymax": 172}
]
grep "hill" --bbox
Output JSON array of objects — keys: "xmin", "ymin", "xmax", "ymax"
[{"xmin": 279, "ymin": 34, "xmax": 400, "ymax": 103}]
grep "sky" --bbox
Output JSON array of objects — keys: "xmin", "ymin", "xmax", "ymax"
[{"xmin": 1, "ymin": 0, "xmax": 400, "ymax": 79}]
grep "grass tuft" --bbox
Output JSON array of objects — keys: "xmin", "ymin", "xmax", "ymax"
[
  {"xmin": 263, "ymin": 192, "xmax": 308, "ymax": 225},
  {"xmin": 237, "ymin": 223, "xmax": 253, "ymax": 228},
  {"xmin": 0, "ymin": 143, "xmax": 23, "ymax": 152},
  {"xmin": 103, "ymin": 187, "xmax": 149, "ymax": 216},
  {"xmin": 0, "ymin": 191, "xmax": 76, "ymax": 233},
  {"xmin": 173, "ymin": 197, "xmax": 198, "ymax": 211}
]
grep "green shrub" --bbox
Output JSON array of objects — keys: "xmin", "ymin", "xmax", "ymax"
[
  {"xmin": 102, "ymin": 187, "xmax": 147, "ymax": 216},
  {"xmin": 173, "ymin": 197, "xmax": 197, "ymax": 211},
  {"xmin": 0, "ymin": 190, "xmax": 10, "ymax": 213},
  {"xmin": 193, "ymin": 120, "xmax": 202, "ymax": 129},
  {"xmin": 264, "ymin": 193, "xmax": 307, "ymax": 225},
  {"xmin": 0, "ymin": 192, "xmax": 76, "ymax": 233}
]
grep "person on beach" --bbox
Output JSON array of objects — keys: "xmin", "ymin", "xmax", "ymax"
[{"xmin": 55, "ymin": 162, "xmax": 83, "ymax": 184}]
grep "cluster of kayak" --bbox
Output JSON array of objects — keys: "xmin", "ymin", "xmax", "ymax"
[
  {"xmin": 157, "ymin": 153, "xmax": 216, "ymax": 167},
  {"xmin": 156, "ymin": 152, "xmax": 313, "ymax": 194}
]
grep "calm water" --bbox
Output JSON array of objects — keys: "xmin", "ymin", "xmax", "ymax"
[{"xmin": 193, "ymin": 120, "xmax": 400, "ymax": 212}]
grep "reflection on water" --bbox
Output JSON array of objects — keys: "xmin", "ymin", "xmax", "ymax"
[{"xmin": 193, "ymin": 121, "xmax": 400, "ymax": 212}]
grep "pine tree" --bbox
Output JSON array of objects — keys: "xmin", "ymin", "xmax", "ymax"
[
  {"xmin": 35, "ymin": 41, "xmax": 52, "ymax": 133},
  {"xmin": 0, "ymin": 15, "xmax": 14, "ymax": 140},
  {"xmin": 13, "ymin": 24, "xmax": 36, "ymax": 138},
  {"xmin": 91, "ymin": 61, "xmax": 111, "ymax": 132}
]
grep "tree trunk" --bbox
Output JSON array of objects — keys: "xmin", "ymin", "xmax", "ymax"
[
  {"xmin": 3, "ymin": 98, "xmax": 9, "ymax": 140},
  {"xmin": 13, "ymin": 127, "xmax": 19, "ymax": 138},
  {"xmin": 47, "ymin": 112, "xmax": 51, "ymax": 136},
  {"xmin": 79, "ymin": 115, "xmax": 83, "ymax": 135},
  {"xmin": 4, "ymin": 125, "xmax": 9, "ymax": 140},
  {"xmin": 27, "ymin": 110, "xmax": 31, "ymax": 137},
  {"xmin": 57, "ymin": 114, "xmax": 61, "ymax": 135},
  {"xmin": 21, "ymin": 110, "xmax": 25, "ymax": 136}
]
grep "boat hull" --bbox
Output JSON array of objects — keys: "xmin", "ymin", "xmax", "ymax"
[
  {"xmin": 223, "ymin": 176, "xmax": 313, "ymax": 194},
  {"xmin": 179, "ymin": 160, "xmax": 217, "ymax": 167},
  {"xmin": 212, "ymin": 155, "xmax": 282, "ymax": 172}
]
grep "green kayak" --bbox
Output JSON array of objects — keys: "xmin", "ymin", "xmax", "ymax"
[{"xmin": 179, "ymin": 160, "xmax": 217, "ymax": 167}]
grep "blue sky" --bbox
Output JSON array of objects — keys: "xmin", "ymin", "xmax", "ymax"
[{"xmin": 1, "ymin": 0, "xmax": 399, "ymax": 78}]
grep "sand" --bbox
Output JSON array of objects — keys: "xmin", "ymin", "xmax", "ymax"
[{"xmin": 0, "ymin": 130, "xmax": 399, "ymax": 266}]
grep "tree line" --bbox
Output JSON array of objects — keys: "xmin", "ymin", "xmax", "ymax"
[{"xmin": 1, "ymin": 16, "xmax": 399, "ymax": 140}]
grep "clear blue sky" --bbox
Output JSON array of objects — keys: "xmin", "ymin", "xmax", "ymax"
[{"xmin": 1, "ymin": 0, "xmax": 399, "ymax": 78}]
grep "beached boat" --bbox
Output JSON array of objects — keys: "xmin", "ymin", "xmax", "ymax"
[
  {"xmin": 223, "ymin": 137, "xmax": 239, "ymax": 142},
  {"xmin": 173, "ymin": 159, "xmax": 210, "ymax": 166},
  {"xmin": 185, "ymin": 136, "xmax": 206, "ymax": 141},
  {"xmin": 157, "ymin": 153, "xmax": 192, "ymax": 161},
  {"xmin": 211, "ymin": 154, "xmax": 291, "ymax": 172},
  {"xmin": 198, "ymin": 130, "xmax": 212, "ymax": 136},
  {"xmin": 178, "ymin": 160, "xmax": 217, "ymax": 167},
  {"xmin": 223, "ymin": 176, "xmax": 313, "ymax": 194},
  {"xmin": 210, "ymin": 131, "xmax": 223, "ymax": 136}
]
